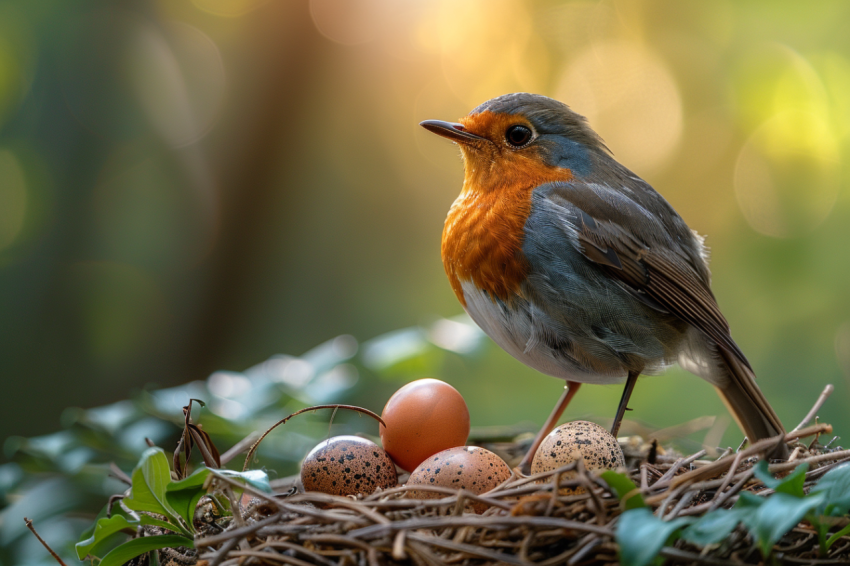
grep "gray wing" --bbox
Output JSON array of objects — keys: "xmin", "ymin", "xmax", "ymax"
[{"xmin": 524, "ymin": 178, "xmax": 750, "ymax": 372}]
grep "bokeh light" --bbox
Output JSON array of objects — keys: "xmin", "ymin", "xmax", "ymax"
[
  {"xmin": 732, "ymin": 45, "xmax": 841, "ymax": 237},
  {"xmin": 190, "ymin": 0, "xmax": 269, "ymax": 18},
  {"xmin": 557, "ymin": 39, "xmax": 683, "ymax": 173},
  {"xmin": 126, "ymin": 20, "xmax": 225, "ymax": 148},
  {"xmin": 309, "ymin": 0, "xmax": 391, "ymax": 46},
  {"xmin": 423, "ymin": 0, "xmax": 536, "ymax": 107},
  {"xmin": 2, "ymin": 0, "xmax": 850, "ymax": 475},
  {"xmin": 734, "ymin": 110, "xmax": 840, "ymax": 237},
  {"xmin": 0, "ymin": 4, "xmax": 36, "ymax": 128}
]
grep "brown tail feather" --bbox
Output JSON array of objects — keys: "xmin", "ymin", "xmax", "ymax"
[{"xmin": 714, "ymin": 347, "xmax": 788, "ymax": 458}]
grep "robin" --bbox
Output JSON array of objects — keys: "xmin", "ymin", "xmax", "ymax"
[{"xmin": 421, "ymin": 93, "xmax": 787, "ymax": 466}]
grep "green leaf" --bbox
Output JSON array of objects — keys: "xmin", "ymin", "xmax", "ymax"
[
  {"xmin": 140, "ymin": 513, "xmax": 185, "ymax": 533},
  {"xmin": 810, "ymin": 515, "xmax": 831, "ymax": 556},
  {"xmin": 681, "ymin": 507, "xmax": 751, "ymax": 546},
  {"xmin": 123, "ymin": 448, "xmax": 174, "ymax": 515},
  {"xmin": 753, "ymin": 460, "xmax": 808, "ymax": 497},
  {"xmin": 98, "ymin": 534, "xmax": 194, "ymax": 566},
  {"xmin": 76, "ymin": 502, "xmax": 136, "ymax": 546},
  {"xmin": 123, "ymin": 447, "xmax": 191, "ymax": 535},
  {"xmin": 812, "ymin": 463, "xmax": 850, "ymax": 516},
  {"xmin": 601, "ymin": 470, "xmax": 646, "ymax": 510},
  {"xmin": 167, "ymin": 466, "xmax": 211, "ymax": 492},
  {"xmin": 166, "ymin": 467, "xmax": 211, "ymax": 532},
  {"xmin": 75, "ymin": 514, "xmax": 139, "ymax": 560},
  {"xmin": 735, "ymin": 490, "xmax": 763, "ymax": 509},
  {"xmin": 739, "ymin": 491, "xmax": 826, "ymax": 557},
  {"xmin": 617, "ymin": 508, "xmax": 692, "ymax": 566},
  {"xmin": 825, "ymin": 522, "xmax": 850, "ymax": 550},
  {"xmin": 212, "ymin": 468, "xmax": 272, "ymax": 493}
]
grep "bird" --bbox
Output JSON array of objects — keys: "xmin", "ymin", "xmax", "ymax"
[{"xmin": 421, "ymin": 93, "xmax": 787, "ymax": 466}]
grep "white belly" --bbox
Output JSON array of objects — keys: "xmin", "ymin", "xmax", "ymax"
[{"xmin": 460, "ymin": 280, "xmax": 629, "ymax": 385}]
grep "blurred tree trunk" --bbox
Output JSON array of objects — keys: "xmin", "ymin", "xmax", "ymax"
[{"xmin": 183, "ymin": 0, "xmax": 324, "ymax": 377}]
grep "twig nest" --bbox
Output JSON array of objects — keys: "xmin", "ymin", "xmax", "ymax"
[
  {"xmin": 531, "ymin": 421, "xmax": 624, "ymax": 492},
  {"xmin": 379, "ymin": 378, "xmax": 470, "ymax": 472},
  {"xmin": 406, "ymin": 446, "xmax": 511, "ymax": 512},
  {"xmin": 301, "ymin": 436, "xmax": 398, "ymax": 496}
]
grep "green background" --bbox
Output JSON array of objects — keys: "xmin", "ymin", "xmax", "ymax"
[{"xmin": 2, "ymin": 0, "xmax": 849, "ymax": 455}]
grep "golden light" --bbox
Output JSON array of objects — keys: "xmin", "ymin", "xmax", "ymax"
[
  {"xmin": 413, "ymin": 77, "xmax": 467, "ymax": 173},
  {"xmin": 556, "ymin": 39, "xmax": 683, "ymax": 174},
  {"xmin": 418, "ymin": 0, "xmax": 536, "ymax": 107},
  {"xmin": 190, "ymin": 0, "xmax": 269, "ymax": 18},
  {"xmin": 309, "ymin": 0, "xmax": 390, "ymax": 45}
]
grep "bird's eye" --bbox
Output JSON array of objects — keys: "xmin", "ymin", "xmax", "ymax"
[{"xmin": 505, "ymin": 125, "xmax": 532, "ymax": 147}]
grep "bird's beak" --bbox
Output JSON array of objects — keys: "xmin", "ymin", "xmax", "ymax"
[{"xmin": 420, "ymin": 120, "xmax": 486, "ymax": 145}]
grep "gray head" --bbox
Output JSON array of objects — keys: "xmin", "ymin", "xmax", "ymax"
[{"xmin": 421, "ymin": 93, "xmax": 609, "ymax": 182}]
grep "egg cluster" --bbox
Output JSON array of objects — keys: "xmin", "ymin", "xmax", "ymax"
[
  {"xmin": 298, "ymin": 379, "xmax": 624, "ymax": 504},
  {"xmin": 301, "ymin": 378, "xmax": 509, "ymax": 499}
]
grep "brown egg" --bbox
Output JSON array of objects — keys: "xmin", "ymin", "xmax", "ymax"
[
  {"xmin": 379, "ymin": 378, "xmax": 470, "ymax": 472},
  {"xmin": 531, "ymin": 421, "xmax": 624, "ymax": 492},
  {"xmin": 301, "ymin": 436, "xmax": 398, "ymax": 497},
  {"xmin": 406, "ymin": 446, "xmax": 512, "ymax": 512}
]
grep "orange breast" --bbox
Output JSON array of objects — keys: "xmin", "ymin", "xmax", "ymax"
[{"xmin": 441, "ymin": 158, "xmax": 574, "ymax": 306}]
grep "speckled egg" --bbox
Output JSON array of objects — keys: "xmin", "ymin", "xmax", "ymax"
[
  {"xmin": 406, "ymin": 446, "xmax": 512, "ymax": 512},
  {"xmin": 380, "ymin": 379, "xmax": 470, "ymax": 472},
  {"xmin": 531, "ymin": 421, "xmax": 624, "ymax": 485},
  {"xmin": 301, "ymin": 436, "xmax": 398, "ymax": 497}
]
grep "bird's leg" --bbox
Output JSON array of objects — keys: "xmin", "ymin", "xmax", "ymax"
[
  {"xmin": 519, "ymin": 381, "xmax": 582, "ymax": 474},
  {"xmin": 611, "ymin": 369, "xmax": 641, "ymax": 438}
]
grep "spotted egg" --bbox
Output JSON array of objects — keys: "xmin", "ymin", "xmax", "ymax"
[
  {"xmin": 531, "ymin": 421, "xmax": 624, "ymax": 491},
  {"xmin": 301, "ymin": 436, "xmax": 398, "ymax": 497},
  {"xmin": 406, "ymin": 446, "xmax": 512, "ymax": 512}
]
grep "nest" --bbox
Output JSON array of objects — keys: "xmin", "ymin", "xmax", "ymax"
[{"xmin": 192, "ymin": 416, "xmax": 850, "ymax": 566}]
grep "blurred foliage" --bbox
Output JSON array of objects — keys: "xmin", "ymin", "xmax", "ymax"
[
  {"xmin": 2, "ymin": 0, "xmax": 850, "ymax": 451},
  {"xmin": 2, "ymin": 0, "xmax": 850, "ymax": 561}
]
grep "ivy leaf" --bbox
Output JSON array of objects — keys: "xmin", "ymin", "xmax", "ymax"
[
  {"xmin": 98, "ymin": 534, "xmax": 195, "ymax": 566},
  {"xmin": 601, "ymin": 470, "xmax": 646, "ymax": 510},
  {"xmin": 166, "ymin": 467, "xmax": 211, "ymax": 532},
  {"xmin": 123, "ymin": 448, "xmax": 174, "ymax": 515},
  {"xmin": 738, "ymin": 491, "xmax": 826, "ymax": 557},
  {"xmin": 139, "ymin": 513, "xmax": 185, "ymax": 533},
  {"xmin": 75, "ymin": 513, "xmax": 139, "ymax": 560},
  {"xmin": 753, "ymin": 460, "xmax": 808, "ymax": 497},
  {"xmin": 825, "ymin": 522, "xmax": 850, "ymax": 550},
  {"xmin": 681, "ymin": 507, "xmax": 752, "ymax": 546},
  {"xmin": 212, "ymin": 468, "xmax": 272, "ymax": 493},
  {"xmin": 167, "ymin": 466, "xmax": 211, "ymax": 492},
  {"xmin": 812, "ymin": 463, "xmax": 850, "ymax": 516},
  {"xmin": 617, "ymin": 508, "xmax": 692, "ymax": 566},
  {"xmin": 122, "ymin": 447, "xmax": 190, "ymax": 535}
]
